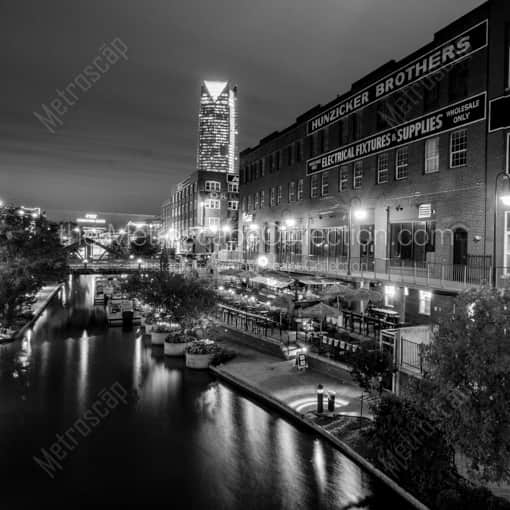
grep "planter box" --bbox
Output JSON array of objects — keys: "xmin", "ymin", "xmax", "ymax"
[
  {"xmin": 185, "ymin": 352, "xmax": 215, "ymax": 370},
  {"xmin": 151, "ymin": 332, "xmax": 167, "ymax": 345},
  {"xmin": 164, "ymin": 341, "xmax": 192, "ymax": 357}
]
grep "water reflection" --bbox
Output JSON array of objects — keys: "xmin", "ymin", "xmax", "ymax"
[{"xmin": 0, "ymin": 276, "xmax": 408, "ymax": 509}]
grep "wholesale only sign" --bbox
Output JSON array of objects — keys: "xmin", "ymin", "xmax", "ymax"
[
  {"xmin": 307, "ymin": 92, "xmax": 486, "ymax": 175},
  {"xmin": 307, "ymin": 21, "xmax": 488, "ymax": 135}
]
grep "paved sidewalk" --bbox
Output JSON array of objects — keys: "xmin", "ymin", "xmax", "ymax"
[{"xmin": 213, "ymin": 328, "xmax": 367, "ymax": 417}]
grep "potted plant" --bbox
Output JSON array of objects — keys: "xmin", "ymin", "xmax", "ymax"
[
  {"xmin": 151, "ymin": 322, "xmax": 181, "ymax": 346},
  {"xmin": 185, "ymin": 340, "xmax": 219, "ymax": 369},
  {"xmin": 164, "ymin": 333, "xmax": 195, "ymax": 357}
]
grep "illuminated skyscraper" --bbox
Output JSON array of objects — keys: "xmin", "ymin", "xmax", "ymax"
[{"xmin": 197, "ymin": 81, "xmax": 238, "ymax": 174}]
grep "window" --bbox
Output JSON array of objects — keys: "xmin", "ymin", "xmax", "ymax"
[
  {"xmin": 310, "ymin": 174, "xmax": 320, "ymax": 198},
  {"xmin": 247, "ymin": 194, "xmax": 252, "ymax": 211},
  {"xmin": 277, "ymin": 185, "xmax": 282, "ymax": 205},
  {"xmin": 205, "ymin": 199, "xmax": 220, "ymax": 209},
  {"xmin": 228, "ymin": 182, "xmax": 239, "ymax": 193},
  {"xmin": 254, "ymin": 192, "xmax": 259, "ymax": 210},
  {"xmin": 450, "ymin": 129, "xmax": 467, "ymax": 168},
  {"xmin": 268, "ymin": 154, "xmax": 274, "ymax": 173},
  {"xmin": 377, "ymin": 153, "xmax": 389, "ymax": 184},
  {"xmin": 338, "ymin": 165, "xmax": 349, "ymax": 191},
  {"xmin": 260, "ymin": 190, "xmax": 265, "ymax": 209},
  {"xmin": 228, "ymin": 200, "xmax": 238, "ymax": 210},
  {"xmin": 287, "ymin": 145, "xmax": 293, "ymax": 166},
  {"xmin": 353, "ymin": 161, "xmax": 363, "ymax": 189},
  {"xmin": 419, "ymin": 290, "xmax": 432, "ymax": 316},
  {"xmin": 288, "ymin": 181, "xmax": 296, "ymax": 202},
  {"xmin": 205, "ymin": 180, "xmax": 221, "ymax": 192},
  {"xmin": 275, "ymin": 151, "xmax": 281, "ymax": 171},
  {"xmin": 270, "ymin": 187, "xmax": 276, "ymax": 207},
  {"xmin": 319, "ymin": 128, "xmax": 329, "ymax": 153},
  {"xmin": 297, "ymin": 179, "xmax": 304, "ymax": 200},
  {"xmin": 448, "ymin": 61, "xmax": 469, "ymax": 102},
  {"xmin": 264, "ymin": 226, "xmax": 271, "ymax": 253},
  {"xmin": 207, "ymin": 217, "xmax": 220, "ymax": 227},
  {"xmin": 395, "ymin": 147, "xmax": 409, "ymax": 180},
  {"xmin": 321, "ymin": 171, "xmax": 329, "ymax": 196},
  {"xmin": 261, "ymin": 159, "xmax": 265, "ymax": 177},
  {"xmin": 423, "ymin": 74, "xmax": 441, "ymax": 111},
  {"xmin": 424, "ymin": 137, "xmax": 439, "ymax": 174},
  {"xmin": 295, "ymin": 140, "xmax": 303, "ymax": 162},
  {"xmin": 241, "ymin": 197, "xmax": 246, "ymax": 212}
]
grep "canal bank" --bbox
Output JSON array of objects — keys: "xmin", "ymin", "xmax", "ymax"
[
  {"xmin": 209, "ymin": 332, "xmax": 429, "ymax": 510},
  {"xmin": 13, "ymin": 282, "xmax": 63, "ymax": 341}
]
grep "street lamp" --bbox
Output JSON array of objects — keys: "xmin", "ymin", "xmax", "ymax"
[
  {"xmin": 257, "ymin": 255, "xmax": 268, "ymax": 269},
  {"xmin": 347, "ymin": 198, "xmax": 368, "ymax": 276},
  {"xmin": 83, "ymin": 259, "xmax": 88, "ymax": 270},
  {"xmin": 137, "ymin": 258, "xmax": 143, "ymax": 270},
  {"xmin": 493, "ymin": 172, "xmax": 510, "ymax": 286}
]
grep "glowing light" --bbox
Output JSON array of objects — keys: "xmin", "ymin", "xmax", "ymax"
[
  {"xmin": 222, "ymin": 225, "xmax": 231, "ymax": 233},
  {"xmin": 353, "ymin": 208, "xmax": 368, "ymax": 221},
  {"xmin": 384, "ymin": 285, "xmax": 396, "ymax": 297},
  {"xmin": 204, "ymin": 80, "xmax": 228, "ymax": 101},
  {"xmin": 501, "ymin": 194, "xmax": 510, "ymax": 207},
  {"xmin": 257, "ymin": 255, "xmax": 269, "ymax": 268},
  {"xmin": 209, "ymin": 225, "xmax": 219, "ymax": 234},
  {"xmin": 137, "ymin": 258, "xmax": 143, "ymax": 264},
  {"xmin": 249, "ymin": 223, "xmax": 259, "ymax": 231},
  {"xmin": 285, "ymin": 218, "xmax": 296, "ymax": 228}
]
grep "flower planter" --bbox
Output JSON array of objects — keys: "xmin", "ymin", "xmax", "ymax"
[
  {"xmin": 185, "ymin": 352, "xmax": 216, "ymax": 369},
  {"xmin": 164, "ymin": 341, "xmax": 192, "ymax": 357},
  {"xmin": 151, "ymin": 331, "xmax": 167, "ymax": 345}
]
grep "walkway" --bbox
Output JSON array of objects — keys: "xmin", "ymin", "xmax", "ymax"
[{"xmin": 211, "ymin": 326, "xmax": 367, "ymax": 417}]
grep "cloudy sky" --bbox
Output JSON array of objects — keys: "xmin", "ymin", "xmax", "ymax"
[{"xmin": 0, "ymin": 0, "xmax": 483, "ymax": 219}]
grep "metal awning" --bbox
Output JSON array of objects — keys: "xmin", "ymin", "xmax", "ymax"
[{"xmin": 250, "ymin": 275, "xmax": 293, "ymax": 289}]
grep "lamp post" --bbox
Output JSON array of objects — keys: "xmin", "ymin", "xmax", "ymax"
[
  {"xmin": 137, "ymin": 258, "xmax": 142, "ymax": 271},
  {"xmin": 317, "ymin": 384, "xmax": 324, "ymax": 413},
  {"xmin": 347, "ymin": 198, "xmax": 368, "ymax": 276},
  {"xmin": 492, "ymin": 172, "xmax": 510, "ymax": 287}
]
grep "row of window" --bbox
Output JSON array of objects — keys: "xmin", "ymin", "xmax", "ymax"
[
  {"xmin": 241, "ymin": 130, "xmax": 468, "ymax": 211},
  {"xmin": 241, "ymin": 62, "xmax": 472, "ymax": 184},
  {"xmin": 204, "ymin": 180, "xmax": 239, "ymax": 193}
]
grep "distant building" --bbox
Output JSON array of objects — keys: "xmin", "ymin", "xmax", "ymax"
[
  {"xmin": 161, "ymin": 80, "xmax": 240, "ymax": 254},
  {"xmin": 161, "ymin": 171, "xmax": 239, "ymax": 254},
  {"xmin": 197, "ymin": 81, "xmax": 238, "ymax": 175}
]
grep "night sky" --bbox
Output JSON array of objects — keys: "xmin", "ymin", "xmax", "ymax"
[{"xmin": 1, "ymin": 0, "xmax": 483, "ymax": 220}]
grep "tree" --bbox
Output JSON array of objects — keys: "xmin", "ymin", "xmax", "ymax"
[
  {"xmin": 122, "ymin": 271, "xmax": 217, "ymax": 328},
  {"xmin": 366, "ymin": 394, "xmax": 458, "ymax": 507},
  {"xmin": 411, "ymin": 287, "xmax": 510, "ymax": 483},
  {"xmin": 350, "ymin": 343, "xmax": 395, "ymax": 392},
  {"xmin": 0, "ymin": 207, "xmax": 68, "ymax": 326}
]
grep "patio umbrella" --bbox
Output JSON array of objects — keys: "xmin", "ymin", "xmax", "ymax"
[
  {"xmin": 298, "ymin": 302, "xmax": 340, "ymax": 334},
  {"xmin": 299, "ymin": 302, "xmax": 341, "ymax": 319}
]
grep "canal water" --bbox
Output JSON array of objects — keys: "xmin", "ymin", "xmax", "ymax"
[{"xmin": 0, "ymin": 276, "xmax": 409, "ymax": 509}]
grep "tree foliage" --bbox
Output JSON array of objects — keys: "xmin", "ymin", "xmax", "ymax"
[
  {"xmin": 366, "ymin": 394, "xmax": 458, "ymax": 507},
  {"xmin": 411, "ymin": 287, "xmax": 510, "ymax": 482},
  {"xmin": 350, "ymin": 344, "xmax": 395, "ymax": 392},
  {"xmin": 122, "ymin": 271, "xmax": 217, "ymax": 327},
  {"xmin": 0, "ymin": 207, "xmax": 68, "ymax": 326}
]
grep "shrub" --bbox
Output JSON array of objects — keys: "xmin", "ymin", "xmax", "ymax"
[
  {"xmin": 152, "ymin": 322, "xmax": 181, "ymax": 334},
  {"xmin": 165, "ymin": 333, "xmax": 195, "ymax": 344},
  {"xmin": 186, "ymin": 340, "xmax": 219, "ymax": 355},
  {"xmin": 210, "ymin": 348, "xmax": 236, "ymax": 366}
]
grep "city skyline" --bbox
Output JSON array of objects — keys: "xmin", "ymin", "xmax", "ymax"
[{"xmin": 0, "ymin": 0, "xmax": 483, "ymax": 219}]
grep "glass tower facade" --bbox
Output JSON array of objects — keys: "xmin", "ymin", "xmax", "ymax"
[{"xmin": 197, "ymin": 81, "xmax": 238, "ymax": 174}]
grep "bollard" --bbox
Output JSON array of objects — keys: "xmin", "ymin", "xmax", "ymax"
[
  {"xmin": 317, "ymin": 384, "xmax": 324, "ymax": 413},
  {"xmin": 328, "ymin": 391, "xmax": 336, "ymax": 412}
]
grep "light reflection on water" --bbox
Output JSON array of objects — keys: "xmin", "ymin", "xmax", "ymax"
[{"xmin": 0, "ymin": 276, "xmax": 407, "ymax": 509}]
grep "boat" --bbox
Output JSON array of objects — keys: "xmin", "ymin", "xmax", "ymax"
[
  {"xmin": 0, "ymin": 327, "xmax": 16, "ymax": 343},
  {"xmin": 94, "ymin": 278, "xmax": 107, "ymax": 305},
  {"xmin": 106, "ymin": 293, "xmax": 139, "ymax": 327}
]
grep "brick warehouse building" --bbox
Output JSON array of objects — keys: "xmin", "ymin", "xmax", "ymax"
[
  {"xmin": 161, "ymin": 170, "xmax": 239, "ymax": 255},
  {"xmin": 238, "ymin": 0, "xmax": 510, "ymax": 325}
]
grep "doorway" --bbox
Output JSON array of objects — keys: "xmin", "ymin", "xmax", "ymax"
[{"xmin": 453, "ymin": 228, "xmax": 468, "ymax": 266}]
